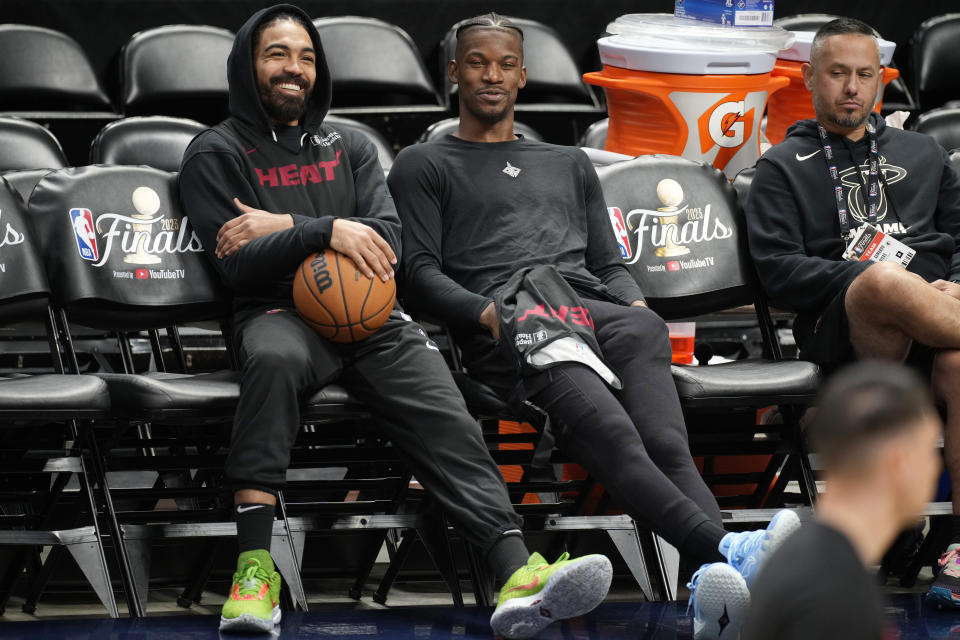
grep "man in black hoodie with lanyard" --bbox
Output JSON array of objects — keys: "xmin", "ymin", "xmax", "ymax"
[
  {"xmin": 746, "ymin": 17, "xmax": 960, "ymax": 607},
  {"xmin": 179, "ymin": 5, "xmax": 611, "ymax": 636}
]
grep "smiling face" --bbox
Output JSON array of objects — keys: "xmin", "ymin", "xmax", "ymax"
[
  {"xmin": 802, "ymin": 33, "xmax": 882, "ymax": 138},
  {"xmin": 254, "ymin": 19, "xmax": 317, "ymax": 126},
  {"xmin": 449, "ymin": 27, "xmax": 526, "ymax": 127}
]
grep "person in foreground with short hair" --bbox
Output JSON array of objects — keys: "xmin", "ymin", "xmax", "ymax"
[
  {"xmin": 742, "ymin": 362, "xmax": 942, "ymax": 640},
  {"xmin": 744, "ymin": 16, "xmax": 960, "ymax": 607},
  {"xmin": 389, "ymin": 13, "xmax": 799, "ymax": 639},
  {"xmin": 178, "ymin": 5, "xmax": 611, "ymax": 636}
]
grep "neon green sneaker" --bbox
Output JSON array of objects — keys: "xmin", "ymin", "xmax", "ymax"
[
  {"xmin": 219, "ymin": 549, "xmax": 282, "ymax": 633},
  {"xmin": 490, "ymin": 552, "xmax": 612, "ymax": 639}
]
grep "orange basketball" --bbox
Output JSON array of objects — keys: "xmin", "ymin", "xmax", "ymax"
[{"xmin": 293, "ymin": 249, "xmax": 396, "ymax": 343}]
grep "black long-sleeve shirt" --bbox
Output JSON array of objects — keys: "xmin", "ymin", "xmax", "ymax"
[{"xmin": 388, "ymin": 135, "xmax": 643, "ymax": 332}]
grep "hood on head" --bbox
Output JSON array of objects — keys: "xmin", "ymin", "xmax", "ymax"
[
  {"xmin": 786, "ymin": 110, "xmax": 887, "ymax": 140},
  {"xmin": 227, "ymin": 3, "xmax": 331, "ymax": 132}
]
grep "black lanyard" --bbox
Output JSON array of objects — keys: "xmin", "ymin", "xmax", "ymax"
[{"xmin": 818, "ymin": 122, "xmax": 881, "ymax": 241}]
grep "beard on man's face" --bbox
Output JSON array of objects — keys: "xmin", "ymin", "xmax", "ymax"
[{"xmin": 258, "ymin": 73, "xmax": 311, "ymax": 123}]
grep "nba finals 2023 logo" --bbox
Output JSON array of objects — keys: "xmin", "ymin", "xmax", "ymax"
[
  {"xmin": 607, "ymin": 178, "xmax": 733, "ymax": 272},
  {"xmin": 69, "ymin": 186, "xmax": 203, "ymax": 273}
]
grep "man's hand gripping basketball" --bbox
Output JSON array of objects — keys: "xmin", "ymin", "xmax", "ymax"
[{"xmin": 329, "ymin": 219, "xmax": 396, "ymax": 283}]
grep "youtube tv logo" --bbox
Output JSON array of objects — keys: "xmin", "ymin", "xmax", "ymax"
[
  {"xmin": 667, "ymin": 261, "xmax": 680, "ymax": 271},
  {"xmin": 136, "ymin": 269, "xmax": 149, "ymax": 279}
]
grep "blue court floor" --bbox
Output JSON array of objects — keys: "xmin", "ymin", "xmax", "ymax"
[{"xmin": 1, "ymin": 594, "xmax": 960, "ymax": 640}]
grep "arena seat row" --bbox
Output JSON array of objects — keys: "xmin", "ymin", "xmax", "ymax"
[
  {"xmin": 0, "ymin": 17, "xmax": 598, "ymax": 122},
  {"xmin": 0, "ymin": 114, "xmax": 614, "ymax": 186},
  {"xmin": 4, "ymin": 12, "xmax": 958, "ymax": 120}
]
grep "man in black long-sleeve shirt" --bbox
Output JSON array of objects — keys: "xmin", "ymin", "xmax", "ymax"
[
  {"xmin": 389, "ymin": 14, "xmax": 799, "ymax": 640},
  {"xmin": 745, "ymin": 18, "xmax": 960, "ymax": 607},
  {"xmin": 179, "ymin": 5, "xmax": 611, "ymax": 636}
]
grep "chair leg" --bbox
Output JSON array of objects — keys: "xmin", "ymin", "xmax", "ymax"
[
  {"xmin": 349, "ymin": 530, "xmax": 390, "ymax": 600},
  {"xmin": 417, "ymin": 513, "xmax": 464, "ymax": 607},
  {"xmin": 20, "ymin": 545, "xmax": 64, "ymax": 615},
  {"xmin": 0, "ymin": 546, "xmax": 36, "ymax": 614},
  {"xmin": 272, "ymin": 493, "xmax": 308, "ymax": 612},
  {"xmin": 464, "ymin": 540, "xmax": 492, "ymax": 608},
  {"xmin": 606, "ymin": 527, "xmax": 656, "ymax": 602},
  {"xmin": 79, "ymin": 421, "xmax": 141, "ymax": 617},
  {"xmin": 64, "ymin": 539, "xmax": 120, "ymax": 617},
  {"xmin": 178, "ymin": 542, "xmax": 218, "ymax": 608},
  {"xmin": 372, "ymin": 530, "xmax": 416, "ymax": 605},
  {"xmin": 649, "ymin": 534, "xmax": 680, "ymax": 601},
  {"xmin": 123, "ymin": 537, "xmax": 151, "ymax": 614}
]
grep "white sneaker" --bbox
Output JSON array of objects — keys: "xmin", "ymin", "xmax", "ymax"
[{"xmin": 687, "ymin": 562, "xmax": 750, "ymax": 640}]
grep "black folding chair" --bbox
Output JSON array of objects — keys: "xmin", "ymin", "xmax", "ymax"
[
  {"xmin": 597, "ymin": 155, "xmax": 821, "ymax": 510},
  {"xmin": 0, "ymin": 177, "xmax": 115, "ymax": 617}
]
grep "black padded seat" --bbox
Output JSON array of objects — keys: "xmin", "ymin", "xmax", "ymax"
[
  {"xmin": 912, "ymin": 14, "xmax": 960, "ymax": 112},
  {"xmin": 580, "ymin": 118, "xmax": 609, "ymax": 150},
  {"xmin": 732, "ymin": 166, "xmax": 757, "ymax": 209},
  {"xmin": 93, "ymin": 370, "xmax": 239, "ymax": 416},
  {"xmin": 0, "ymin": 116, "xmax": 68, "ymax": 172},
  {"xmin": 323, "ymin": 115, "xmax": 395, "ymax": 172},
  {"xmin": 580, "ymin": 147, "xmax": 632, "ymax": 167},
  {"xmin": 0, "ymin": 374, "xmax": 109, "ymax": 418},
  {"xmin": 120, "ymin": 25, "xmax": 233, "ymax": 122},
  {"xmin": 95, "ymin": 369, "xmax": 362, "ymax": 419},
  {"xmin": 0, "ymin": 25, "xmax": 113, "ymax": 112},
  {"xmin": 312, "ymin": 17, "xmax": 441, "ymax": 110},
  {"xmin": 419, "ymin": 118, "xmax": 544, "ymax": 143},
  {"xmin": 912, "ymin": 107, "xmax": 960, "ymax": 151},
  {"xmin": 89, "ymin": 116, "xmax": 206, "ymax": 171},
  {"xmin": 671, "ymin": 360, "xmax": 821, "ymax": 409}
]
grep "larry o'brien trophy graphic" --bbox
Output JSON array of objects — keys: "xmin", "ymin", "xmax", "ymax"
[
  {"xmin": 651, "ymin": 178, "xmax": 690, "ymax": 258},
  {"xmin": 108, "ymin": 186, "xmax": 163, "ymax": 265}
]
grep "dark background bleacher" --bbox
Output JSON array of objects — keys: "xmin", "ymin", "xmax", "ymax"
[{"xmin": 1, "ymin": 0, "xmax": 955, "ymax": 91}]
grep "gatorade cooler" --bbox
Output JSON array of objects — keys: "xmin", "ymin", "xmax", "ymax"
[
  {"xmin": 584, "ymin": 14, "xmax": 793, "ymax": 178},
  {"xmin": 766, "ymin": 31, "xmax": 899, "ymax": 145}
]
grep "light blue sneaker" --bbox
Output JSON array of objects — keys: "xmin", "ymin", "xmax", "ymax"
[
  {"xmin": 719, "ymin": 509, "xmax": 800, "ymax": 587},
  {"xmin": 687, "ymin": 562, "xmax": 750, "ymax": 640}
]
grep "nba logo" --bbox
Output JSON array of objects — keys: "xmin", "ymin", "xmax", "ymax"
[
  {"xmin": 69, "ymin": 208, "xmax": 98, "ymax": 262},
  {"xmin": 607, "ymin": 207, "xmax": 632, "ymax": 260}
]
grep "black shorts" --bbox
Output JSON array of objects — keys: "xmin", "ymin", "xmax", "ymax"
[
  {"xmin": 793, "ymin": 284, "xmax": 936, "ymax": 375},
  {"xmin": 792, "ymin": 285, "xmax": 855, "ymax": 367}
]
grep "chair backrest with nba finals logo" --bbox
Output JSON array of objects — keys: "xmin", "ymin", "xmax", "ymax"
[{"xmin": 596, "ymin": 154, "xmax": 753, "ymax": 319}]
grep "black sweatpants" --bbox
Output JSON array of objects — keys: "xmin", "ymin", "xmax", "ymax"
[
  {"xmin": 471, "ymin": 299, "xmax": 723, "ymax": 553},
  {"xmin": 225, "ymin": 306, "xmax": 523, "ymax": 555}
]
